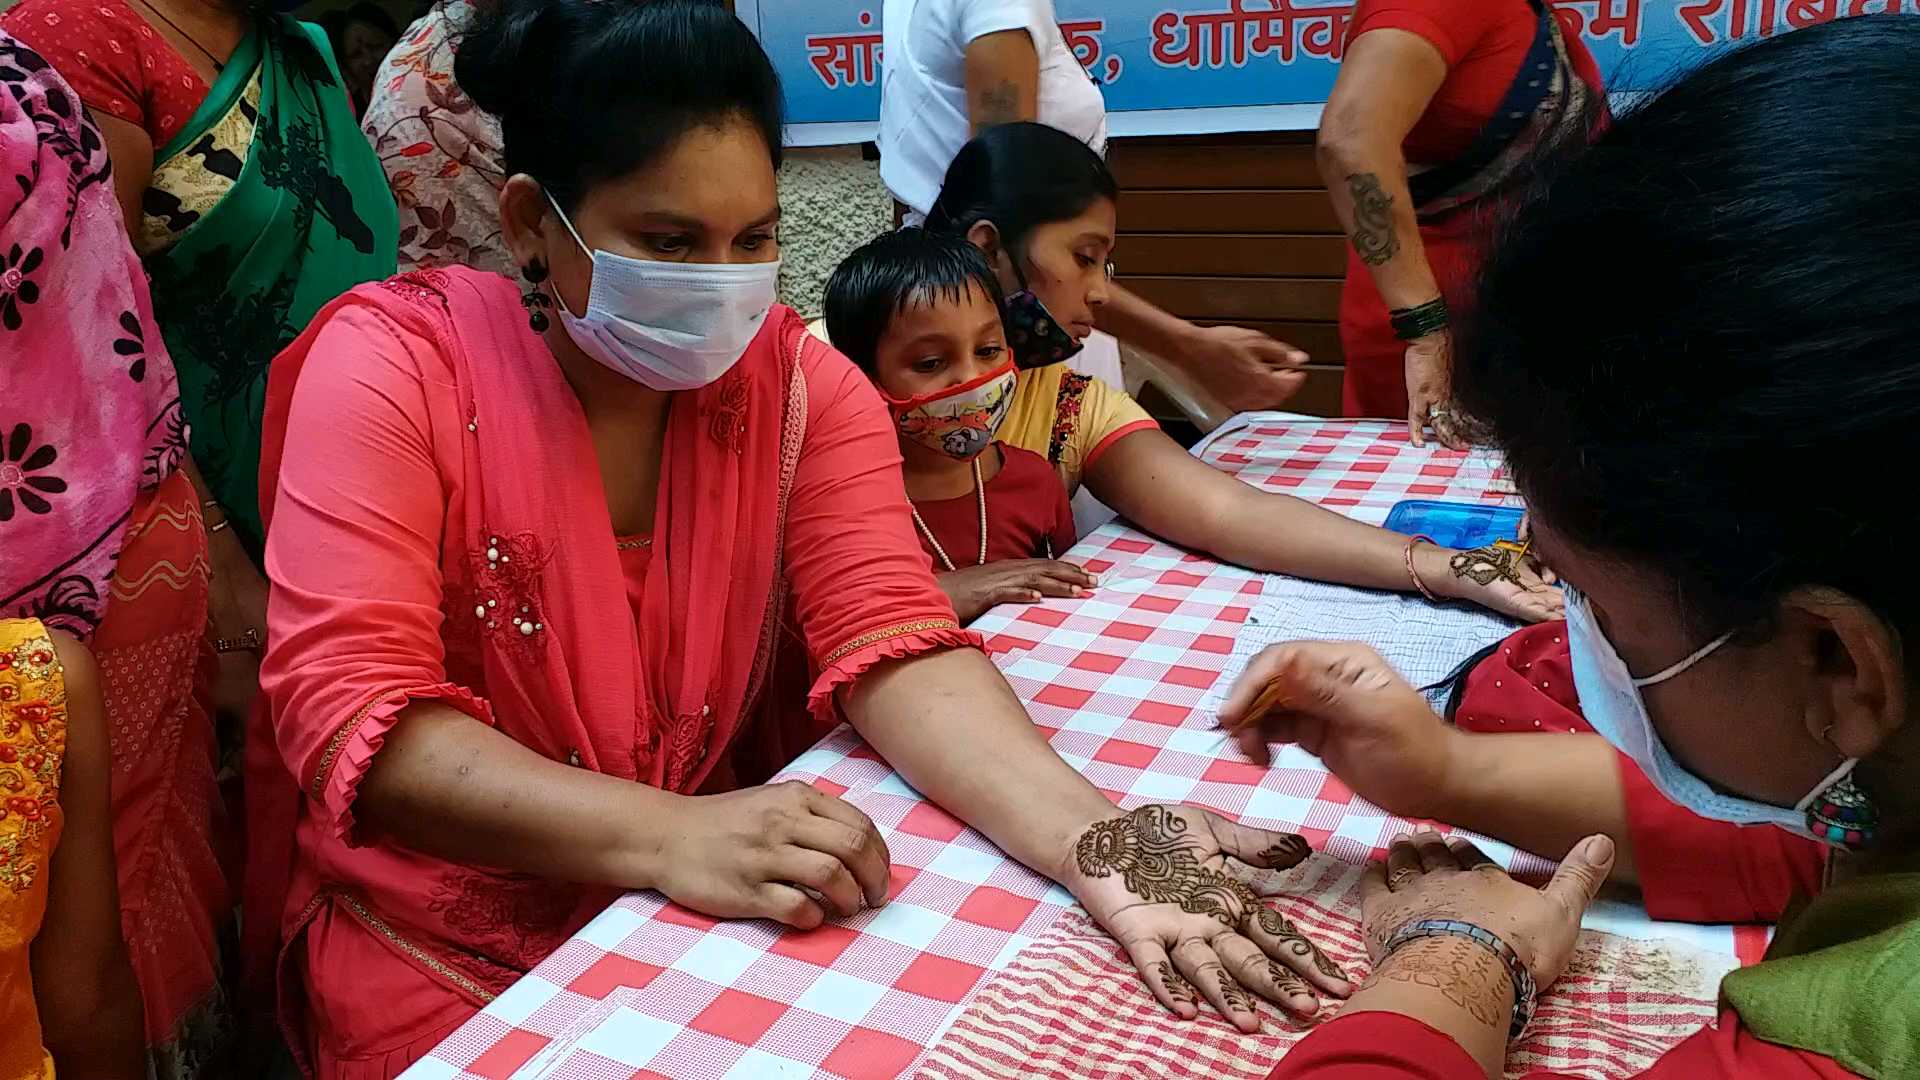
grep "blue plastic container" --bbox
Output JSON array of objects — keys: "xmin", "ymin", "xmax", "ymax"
[{"xmin": 1382, "ymin": 499, "xmax": 1525, "ymax": 551}]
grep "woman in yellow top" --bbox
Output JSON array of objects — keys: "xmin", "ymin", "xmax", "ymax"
[
  {"xmin": 920, "ymin": 123, "xmax": 1561, "ymax": 625},
  {"xmin": 0, "ymin": 618, "xmax": 145, "ymax": 1079}
]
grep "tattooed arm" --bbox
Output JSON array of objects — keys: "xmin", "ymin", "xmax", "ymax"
[
  {"xmin": 1083, "ymin": 427, "xmax": 1562, "ymax": 624},
  {"xmin": 1315, "ymin": 29, "xmax": 1459, "ymax": 446},
  {"xmin": 1316, "ymin": 28, "xmax": 1447, "ymax": 315},
  {"xmin": 963, "ymin": 28, "xmax": 1039, "ymax": 134}
]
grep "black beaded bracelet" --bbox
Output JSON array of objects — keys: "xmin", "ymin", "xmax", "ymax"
[{"xmin": 1389, "ymin": 296, "xmax": 1450, "ymax": 341}]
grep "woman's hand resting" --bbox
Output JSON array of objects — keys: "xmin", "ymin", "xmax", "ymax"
[
  {"xmin": 650, "ymin": 781, "xmax": 893, "ymax": 929},
  {"xmin": 1063, "ymin": 804, "xmax": 1351, "ymax": 1033},
  {"xmin": 939, "ymin": 560, "xmax": 1096, "ymax": 622},
  {"xmin": 1360, "ymin": 830, "xmax": 1615, "ymax": 991}
]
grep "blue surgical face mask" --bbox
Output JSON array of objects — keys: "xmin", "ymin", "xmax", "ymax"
[{"xmin": 1563, "ymin": 584, "xmax": 1876, "ymax": 847}]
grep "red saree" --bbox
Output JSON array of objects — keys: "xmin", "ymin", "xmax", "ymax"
[{"xmin": 245, "ymin": 267, "xmax": 972, "ymax": 1077}]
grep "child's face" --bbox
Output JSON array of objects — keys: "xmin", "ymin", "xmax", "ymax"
[{"xmin": 873, "ymin": 281, "xmax": 1009, "ymax": 402}]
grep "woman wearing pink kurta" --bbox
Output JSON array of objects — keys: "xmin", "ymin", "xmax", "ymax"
[{"xmin": 245, "ymin": 3, "xmax": 1352, "ymax": 1076}]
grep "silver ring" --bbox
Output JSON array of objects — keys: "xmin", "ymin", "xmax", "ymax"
[{"xmin": 1428, "ymin": 405, "xmax": 1452, "ymax": 420}]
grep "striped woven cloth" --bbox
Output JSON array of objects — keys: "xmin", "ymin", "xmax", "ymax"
[{"xmin": 915, "ymin": 857, "xmax": 1728, "ymax": 1080}]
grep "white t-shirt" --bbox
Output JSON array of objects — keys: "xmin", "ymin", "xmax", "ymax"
[{"xmin": 879, "ymin": 0, "xmax": 1109, "ymax": 218}]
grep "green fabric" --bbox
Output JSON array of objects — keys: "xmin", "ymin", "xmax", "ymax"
[
  {"xmin": 1721, "ymin": 870, "xmax": 1920, "ymax": 1080},
  {"xmin": 145, "ymin": 17, "xmax": 397, "ymax": 554}
]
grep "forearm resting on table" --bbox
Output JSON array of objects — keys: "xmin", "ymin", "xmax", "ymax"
[
  {"xmin": 358, "ymin": 701, "xmax": 677, "ymax": 888},
  {"xmin": 1089, "ymin": 431, "xmax": 1441, "ymax": 591},
  {"xmin": 1438, "ymin": 729, "xmax": 1638, "ymax": 885},
  {"xmin": 843, "ymin": 647, "xmax": 1114, "ymax": 879}
]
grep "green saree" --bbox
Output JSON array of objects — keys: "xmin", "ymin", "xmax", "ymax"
[{"xmin": 145, "ymin": 17, "xmax": 397, "ymax": 554}]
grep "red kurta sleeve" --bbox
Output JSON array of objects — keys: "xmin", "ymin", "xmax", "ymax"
[
  {"xmin": 260, "ymin": 304, "xmax": 494, "ymax": 841},
  {"xmin": 1267, "ymin": 1013, "xmax": 1483, "ymax": 1079},
  {"xmin": 1269, "ymin": 1008, "xmax": 1860, "ymax": 1080},
  {"xmin": 783, "ymin": 342, "xmax": 980, "ymax": 719}
]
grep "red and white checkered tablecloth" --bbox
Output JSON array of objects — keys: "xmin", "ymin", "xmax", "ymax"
[{"xmin": 406, "ymin": 418, "xmax": 1757, "ymax": 1080}]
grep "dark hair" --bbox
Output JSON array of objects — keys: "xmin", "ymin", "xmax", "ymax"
[
  {"xmin": 924, "ymin": 122, "xmax": 1117, "ymax": 256},
  {"xmin": 1454, "ymin": 15, "xmax": 1920, "ymax": 640},
  {"xmin": 343, "ymin": 3, "xmax": 400, "ymax": 38},
  {"xmin": 454, "ymin": 0, "xmax": 784, "ymax": 210},
  {"xmin": 824, "ymin": 228, "xmax": 1007, "ymax": 374}
]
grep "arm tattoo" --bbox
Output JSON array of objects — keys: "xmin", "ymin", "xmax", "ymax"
[
  {"xmin": 1367, "ymin": 942, "xmax": 1510, "ymax": 1031},
  {"xmin": 1449, "ymin": 545, "xmax": 1527, "ymax": 588},
  {"xmin": 1346, "ymin": 173, "xmax": 1400, "ymax": 267},
  {"xmin": 974, "ymin": 79, "xmax": 1022, "ymax": 129}
]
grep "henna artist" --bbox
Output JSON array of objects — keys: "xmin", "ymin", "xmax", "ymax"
[
  {"xmin": 1316, "ymin": 0, "xmax": 1604, "ymax": 446},
  {"xmin": 1229, "ymin": 19, "xmax": 1919, "ymax": 1078}
]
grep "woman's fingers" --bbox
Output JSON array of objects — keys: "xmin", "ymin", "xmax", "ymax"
[
  {"xmin": 1215, "ymin": 645, "xmax": 1303, "ymax": 729},
  {"xmin": 1022, "ymin": 572, "xmax": 1086, "ymax": 598},
  {"xmin": 1120, "ymin": 937, "xmax": 1199, "ymax": 1020},
  {"xmin": 1384, "ymin": 836, "xmax": 1424, "ymax": 890},
  {"xmin": 1446, "ymin": 835, "xmax": 1501, "ymax": 872},
  {"xmin": 770, "ymin": 848, "xmax": 865, "ymax": 919},
  {"xmin": 1407, "ymin": 399, "xmax": 1429, "ymax": 448},
  {"xmin": 1216, "ymin": 931, "xmax": 1320, "ymax": 1018},
  {"xmin": 1410, "ymin": 830, "xmax": 1460, "ymax": 874},
  {"xmin": 990, "ymin": 584, "xmax": 1045, "ymax": 606},
  {"xmin": 1036, "ymin": 561, "xmax": 1098, "ymax": 588},
  {"xmin": 754, "ymin": 882, "xmax": 828, "ymax": 930},
  {"xmin": 796, "ymin": 786, "xmax": 892, "ymax": 906},
  {"xmin": 1242, "ymin": 900, "xmax": 1352, "ymax": 996},
  {"xmin": 1210, "ymin": 816, "xmax": 1312, "ymax": 872},
  {"xmin": 790, "ymin": 815, "xmax": 893, "ymax": 908},
  {"xmin": 1172, "ymin": 937, "xmax": 1260, "ymax": 1034}
]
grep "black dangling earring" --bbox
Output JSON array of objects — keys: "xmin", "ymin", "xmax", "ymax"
[{"xmin": 521, "ymin": 260, "xmax": 552, "ymax": 332}]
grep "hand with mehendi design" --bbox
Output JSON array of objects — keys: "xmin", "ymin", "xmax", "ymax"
[
  {"xmin": 1409, "ymin": 537, "xmax": 1563, "ymax": 624},
  {"xmin": 1064, "ymin": 805, "xmax": 1351, "ymax": 1033}
]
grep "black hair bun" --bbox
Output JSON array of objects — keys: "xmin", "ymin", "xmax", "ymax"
[{"xmin": 451, "ymin": 0, "xmax": 547, "ymax": 123}]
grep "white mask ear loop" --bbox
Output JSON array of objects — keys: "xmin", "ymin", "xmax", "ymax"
[
  {"xmin": 542, "ymin": 189, "xmax": 593, "ymax": 319},
  {"xmin": 1631, "ymin": 629, "xmax": 1737, "ymax": 688},
  {"xmin": 1792, "ymin": 756, "xmax": 1863, "ymax": 814}
]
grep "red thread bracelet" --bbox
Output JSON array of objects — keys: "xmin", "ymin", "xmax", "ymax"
[{"xmin": 1404, "ymin": 534, "xmax": 1441, "ymax": 603}]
